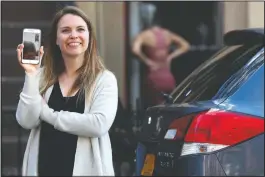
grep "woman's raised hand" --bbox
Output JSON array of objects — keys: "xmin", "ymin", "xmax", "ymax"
[{"xmin": 16, "ymin": 44, "xmax": 44, "ymax": 74}]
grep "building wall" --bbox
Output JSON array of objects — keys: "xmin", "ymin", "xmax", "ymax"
[
  {"xmin": 247, "ymin": 2, "xmax": 264, "ymax": 28},
  {"xmin": 223, "ymin": 1, "xmax": 264, "ymax": 33},
  {"xmin": 223, "ymin": 2, "xmax": 248, "ymax": 33},
  {"xmin": 99, "ymin": 2, "xmax": 126, "ymax": 105}
]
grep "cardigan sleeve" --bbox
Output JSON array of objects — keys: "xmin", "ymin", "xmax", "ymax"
[
  {"xmin": 16, "ymin": 69, "xmax": 43, "ymax": 129},
  {"xmin": 40, "ymin": 70, "xmax": 118, "ymax": 138}
]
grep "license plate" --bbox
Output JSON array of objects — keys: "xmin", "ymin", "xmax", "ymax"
[{"xmin": 141, "ymin": 154, "xmax": 155, "ymax": 176}]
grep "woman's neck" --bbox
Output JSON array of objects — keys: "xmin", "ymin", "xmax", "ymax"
[{"xmin": 62, "ymin": 54, "xmax": 84, "ymax": 78}]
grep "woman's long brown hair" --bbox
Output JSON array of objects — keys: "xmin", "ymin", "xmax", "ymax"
[{"xmin": 40, "ymin": 6, "xmax": 105, "ymax": 102}]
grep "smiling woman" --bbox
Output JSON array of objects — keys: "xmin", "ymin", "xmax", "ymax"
[
  {"xmin": 15, "ymin": 6, "xmax": 118, "ymax": 176},
  {"xmin": 56, "ymin": 14, "xmax": 89, "ymax": 61}
]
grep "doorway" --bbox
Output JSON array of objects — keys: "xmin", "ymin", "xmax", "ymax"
[{"xmin": 127, "ymin": 2, "xmax": 223, "ymax": 112}]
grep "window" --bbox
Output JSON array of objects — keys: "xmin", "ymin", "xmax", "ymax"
[
  {"xmin": 171, "ymin": 44, "xmax": 263, "ymax": 104},
  {"xmin": 215, "ymin": 48, "xmax": 264, "ymax": 99}
]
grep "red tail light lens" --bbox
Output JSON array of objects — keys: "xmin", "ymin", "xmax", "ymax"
[
  {"xmin": 185, "ymin": 110, "xmax": 264, "ymax": 145},
  {"xmin": 165, "ymin": 110, "xmax": 264, "ymax": 156},
  {"xmin": 165, "ymin": 109, "xmax": 264, "ymax": 156},
  {"xmin": 165, "ymin": 114, "xmax": 195, "ymax": 140}
]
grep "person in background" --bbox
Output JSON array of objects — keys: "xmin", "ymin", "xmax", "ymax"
[
  {"xmin": 16, "ymin": 6, "xmax": 118, "ymax": 176},
  {"xmin": 132, "ymin": 14, "xmax": 190, "ymax": 108}
]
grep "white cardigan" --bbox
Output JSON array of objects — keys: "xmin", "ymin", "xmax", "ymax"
[{"xmin": 16, "ymin": 68, "xmax": 118, "ymax": 176}]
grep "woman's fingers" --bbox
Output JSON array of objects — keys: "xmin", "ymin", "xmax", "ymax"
[
  {"xmin": 39, "ymin": 46, "xmax": 44, "ymax": 57},
  {"xmin": 17, "ymin": 44, "xmax": 24, "ymax": 63},
  {"xmin": 39, "ymin": 46, "xmax": 44, "ymax": 66}
]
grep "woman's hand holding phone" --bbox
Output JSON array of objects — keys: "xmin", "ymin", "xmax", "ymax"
[{"xmin": 17, "ymin": 44, "xmax": 44, "ymax": 74}]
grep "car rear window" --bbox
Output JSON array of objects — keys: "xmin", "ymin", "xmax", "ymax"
[
  {"xmin": 171, "ymin": 44, "xmax": 263, "ymax": 104},
  {"xmin": 215, "ymin": 48, "xmax": 264, "ymax": 100}
]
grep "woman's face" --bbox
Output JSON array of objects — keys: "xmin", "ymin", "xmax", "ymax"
[{"xmin": 56, "ymin": 14, "xmax": 89, "ymax": 57}]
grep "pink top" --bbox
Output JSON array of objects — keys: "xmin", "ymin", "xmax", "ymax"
[{"xmin": 143, "ymin": 28, "xmax": 170, "ymax": 70}]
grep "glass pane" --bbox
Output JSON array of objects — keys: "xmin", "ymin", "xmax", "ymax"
[{"xmin": 171, "ymin": 44, "xmax": 262, "ymax": 103}]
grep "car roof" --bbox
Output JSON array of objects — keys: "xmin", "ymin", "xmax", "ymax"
[{"xmin": 224, "ymin": 28, "xmax": 264, "ymax": 46}]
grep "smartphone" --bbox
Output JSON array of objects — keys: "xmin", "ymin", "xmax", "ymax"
[{"xmin": 22, "ymin": 28, "xmax": 41, "ymax": 65}]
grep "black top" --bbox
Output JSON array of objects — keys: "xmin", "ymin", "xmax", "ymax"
[{"xmin": 38, "ymin": 82, "xmax": 85, "ymax": 176}]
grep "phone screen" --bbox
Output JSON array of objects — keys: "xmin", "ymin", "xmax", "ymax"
[{"xmin": 23, "ymin": 32, "xmax": 40, "ymax": 60}]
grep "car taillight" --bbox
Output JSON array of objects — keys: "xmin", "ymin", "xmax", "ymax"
[{"xmin": 164, "ymin": 109, "xmax": 264, "ymax": 156}]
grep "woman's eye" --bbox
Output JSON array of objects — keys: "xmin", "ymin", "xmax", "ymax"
[
  {"xmin": 61, "ymin": 28, "xmax": 85, "ymax": 33},
  {"xmin": 62, "ymin": 29, "xmax": 70, "ymax": 33}
]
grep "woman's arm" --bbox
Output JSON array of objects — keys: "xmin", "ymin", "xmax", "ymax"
[
  {"xmin": 16, "ymin": 70, "xmax": 43, "ymax": 129},
  {"xmin": 15, "ymin": 44, "xmax": 44, "ymax": 129},
  {"xmin": 132, "ymin": 32, "xmax": 149, "ymax": 64},
  {"xmin": 40, "ymin": 71, "xmax": 118, "ymax": 138},
  {"xmin": 132, "ymin": 31, "xmax": 158, "ymax": 67},
  {"xmin": 166, "ymin": 30, "xmax": 190, "ymax": 62}
]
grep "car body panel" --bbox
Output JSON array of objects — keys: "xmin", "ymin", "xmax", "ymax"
[
  {"xmin": 174, "ymin": 154, "xmax": 226, "ymax": 176},
  {"xmin": 216, "ymin": 134, "xmax": 264, "ymax": 176}
]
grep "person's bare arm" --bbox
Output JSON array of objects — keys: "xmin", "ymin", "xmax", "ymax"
[
  {"xmin": 132, "ymin": 32, "xmax": 153, "ymax": 66},
  {"xmin": 166, "ymin": 30, "xmax": 190, "ymax": 61}
]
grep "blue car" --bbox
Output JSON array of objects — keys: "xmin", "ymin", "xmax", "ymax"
[{"xmin": 137, "ymin": 28, "xmax": 264, "ymax": 176}]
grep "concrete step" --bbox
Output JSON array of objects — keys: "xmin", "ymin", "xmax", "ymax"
[
  {"xmin": 2, "ymin": 141, "xmax": 22, "ymax": 171},
  {"xmin": 2, "ymin": 135, "xmax": 29, "ymax": 144},
  {"xmin": 2, "ymin": 166, "xmax": 20, "ymax": 176},
  {"xmin": 2, "ymin": 110, "xmax": 31, "ymax": 137},
  {"xmin": 2, "ymin": 82, "xmax": 24, "ymax": 107},
  {"xmin": 2, "ymin": 136, "xmax": 29, "ymax": 176},
  {"xmin": 2, "ymin": 1, "xmax": 57, "ymax": 21},
  {"xmin": 1, "ymin": 51, "xmax": 25, "ymax": 77},
  {"xmin": 2, "ymin": 111, "xmax": 20, "ymax": 137}
]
